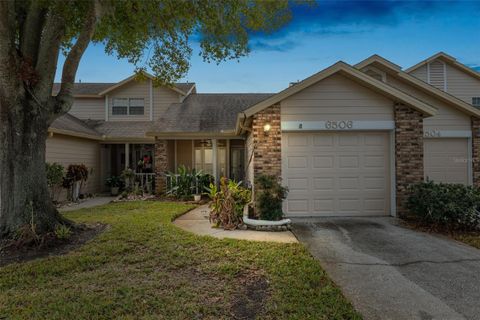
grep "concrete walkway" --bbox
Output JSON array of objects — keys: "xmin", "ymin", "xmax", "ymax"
[
  {"xmin": 174, "ymin": 205, "xmax": 298, "ymax": 243},
  {"xmin": 292, "ymin": 217, "xmax": 480, "ymax": 320},
  {"xmin": 58, "ymin": 196, "xmax": 116, "ymax": 212}
]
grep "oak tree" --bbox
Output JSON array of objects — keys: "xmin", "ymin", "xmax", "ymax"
[{"xmin": 0, "ymin": 0, "xmax": 291, "ymax": 237}]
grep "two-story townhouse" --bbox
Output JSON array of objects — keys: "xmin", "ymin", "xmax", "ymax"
[{"xmin": 48, "ymin": 52, "xmax": 480, "ymax": 217}]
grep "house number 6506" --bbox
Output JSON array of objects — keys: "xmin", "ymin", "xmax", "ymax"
[{"xmin": 325, "ymin": 120, "xmax": 353, "ymax": 130}]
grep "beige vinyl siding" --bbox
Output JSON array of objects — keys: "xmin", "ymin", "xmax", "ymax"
[
  {"xmin": 46, "ymin": 134, "xmax": 101, "ymax": 201},
  {"xmin": 409, "ymin": 64, "xmax": 428, "ymax": 82},
  {"xmin": 386, "ymin": 76, "xmax": 471, "ymax": 131},
  {"xmin": 428, "ymin": 60, "xmax": 446, "ymax": 91},
  {"xmin": 424, "ymin": 138, "xmax": 470, "ymax": 185},
  {"xmin": 107, "ymin": 80, "xmax": 182, "ymax": 121},
  {"xmin": 109, "ymin": 80, "xmax": 150, "ymax": 121},
  {"xmin": 153, "ymin": 85, "xmax": 182, "ymax": 119},
  {"xmin": 68, "ymin": 98, "xmax": 105, "ymax": 120},
  {"xmin": 445, "ymin": 63, "xmax": 480, "ymax": 104},
  {"xmin": 176, "ymin": 140, "xmax": 193, "ymax": 169},
  {"xmin": 281, "ymin": 74, "xmax": 394, "ymax": 121}
]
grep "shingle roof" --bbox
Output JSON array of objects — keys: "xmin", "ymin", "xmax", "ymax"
[
  {"xmin": 150, "ymin": 93, "xmax": 273, "ymax": 133},
  {"xmin": 93, "ymin": 121, "xmax": 155, "ymax": 139},
  {"xmin": 50, "ymin": 113, "xmax": 100, "ymax": 138},
  {"xmin": 52, "ymin": 82, "xmax": 195, "ymax": 96}
]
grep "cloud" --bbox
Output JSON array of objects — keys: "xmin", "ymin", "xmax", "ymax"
[{"xmin": 249, "ymin": 0, "xmax": 479, "ymax": 52}]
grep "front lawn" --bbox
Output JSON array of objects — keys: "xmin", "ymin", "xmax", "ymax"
[{"xmin": 0, "ymin": 201, "xmax": 360, "ymax": 319}]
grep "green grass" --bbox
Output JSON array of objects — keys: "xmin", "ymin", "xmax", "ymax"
[{"xmin": 0, "ymin": 201, "xmax": 361, "ymax": 319}]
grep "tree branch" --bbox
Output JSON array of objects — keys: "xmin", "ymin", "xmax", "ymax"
[
  {"xmin": 19, "ymin": 2, "xmax": 47, "ymax": 65},
  {"xmin": 34, "ymin": 8, "xmax": 66, "ymax": 102},
  {"xmin": 55, "ymin": 0, "xmax": 101, "ymax": 115},
  {"xmin": 0, "ymin": 1, "xmax": 21, "ymax": 105}
]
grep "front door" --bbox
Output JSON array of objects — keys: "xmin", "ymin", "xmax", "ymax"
[{"xmin": 230, "ymin": 147, "xmax": 245, "ymax": 182}]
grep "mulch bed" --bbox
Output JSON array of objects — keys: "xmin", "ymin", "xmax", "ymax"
[
  {"xmin": 0, "ymin": 223, "xmax": 107, "ymax": 267},
  {"xmin": 399, "ymin": 219, "xmax": 480, "ymax": 247}
]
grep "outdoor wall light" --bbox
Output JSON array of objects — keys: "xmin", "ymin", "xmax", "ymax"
[{"xmin": 263, "ymin": 123, "xmax": 271, "ymax": 132}]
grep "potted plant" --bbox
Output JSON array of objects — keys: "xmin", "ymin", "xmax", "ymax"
[
  {"xmin": 106, "ymin": 176, "xmax": 122, "ymax": 196},
  {"xmin": 193, "ymin": 194, "xmax": 201, "ymax": 202},
  {"xmin": 62, "ymin": 164, "xmax": 89, "ymax": 202}
]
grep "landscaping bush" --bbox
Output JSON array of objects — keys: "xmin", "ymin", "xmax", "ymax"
[
  {"xmin": 62, "ymin": 164, "xmax": 89, "ymax": 202},
  {"xmin": 255, "ymin": 175, "xmax": 288, "ymax": 221},
  {"xmin": 45, "ymin": 162, "xmax": 64, "ymax": 202},
  {"xmin": 208, "ymin": 177, "xmax": 252, "ymax": 230},
  {"xmin": 407, "ymin": 181, "xmax": 480, "ymax": 230},
  {"xmin": 167, "ymin": 165, "xmax": 213, "ymax": 200}
]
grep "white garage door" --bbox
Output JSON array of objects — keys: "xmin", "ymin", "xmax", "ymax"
[
  {"xmin": 424, "ymin": 138, "xmax": 469, "ymax": 185},
  {"xmin": 282, "ymin": 132, "xmax": 391, "ymax": 217}
]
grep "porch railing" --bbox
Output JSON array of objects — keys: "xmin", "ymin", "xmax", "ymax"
[{"xmin": 134, "ymin": 173, "xmax": 156, "ymax": 193}]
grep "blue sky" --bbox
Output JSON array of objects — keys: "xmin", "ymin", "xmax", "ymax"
[{"xmin": 56, "ymin": 0, "xmax": 480, "ymax": 93}]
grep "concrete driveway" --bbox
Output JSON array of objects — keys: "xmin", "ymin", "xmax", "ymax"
[{"xmin": 292, "ymin": 217, "xmax": 480, "ymax": 320}]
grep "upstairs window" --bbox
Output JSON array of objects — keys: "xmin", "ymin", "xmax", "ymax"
[
  {"xmin": 473, "ymin": 97, "xmax": 480, "ymax": 108},
  {"xmin": 112, "ymin": 98, "xmax": 145, "ymax": 115},
  {"xmin": 112, "ymin": 98, "xmax": 128, "ymax": 115},
  {"xmin": 129, "ymin": 98, "xmax": 145, "ymax": 115}
]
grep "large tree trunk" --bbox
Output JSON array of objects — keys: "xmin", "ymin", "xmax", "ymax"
[{"xmin": 0, "ymin": 97, "xmax": 66, "ymax": 238}]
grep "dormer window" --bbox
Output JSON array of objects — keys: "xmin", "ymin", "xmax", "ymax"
[
  {"xmin": 473, "ymin": 97, "xmax": 480, "ymax": 108},
  {"xmin": 112, "ymin": 98, "xmax": 145, "ymax": 115}
]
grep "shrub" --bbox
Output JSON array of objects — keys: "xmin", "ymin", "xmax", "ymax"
[
  {"xmin": 208, "ymin": 177, "xmax": 252, "ymax": 230},
  {"xmin": 407, "ymin": 181, "xmax": 480, "ymax": 231},
  {"xmin": 121, "ymin": 168, "xmax": 136, "ymax": 191},
  {"xmin": 62, "ymin": 164, "xmax": 89, "ymax": 202},
  {"xmin": 255, "ymin": 175, "xmax": 288, "ymax": 221},
  {"xmin": 105, "ymin": 176, "xmax": 123, "ymax": 188},
  {"xmin": 45, "ymin": 162, "xmax": 64, "ymax": 202},
  {"xmin": 167, "ymin": 165, "xmax": 213, "ymax": 199},
  {"xmin": 54, "ymin": 224, "xmax": 72, "ymax": 240}
]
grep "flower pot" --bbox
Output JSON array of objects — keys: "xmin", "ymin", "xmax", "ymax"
[
  {"xmin": 193, "ymin": 194, "xmax": 201, "ymax": 202},
  {"xmin": 111, "ymin": 187, "xmax": 119, "ymax": 196}
]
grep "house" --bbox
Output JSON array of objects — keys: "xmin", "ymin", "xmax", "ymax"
[{"xmin": 48, "ymin": 52, "xmax": 480, "ymax": 217}]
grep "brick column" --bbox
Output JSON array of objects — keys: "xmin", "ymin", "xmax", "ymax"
[
  {"xmin": 252, "ymin": 104, "xmax": 281, "ymax": 179},
  {"xmin": 394, "ymin": 104, "xmax": 424, "ymax": 217},
  {"xmin": 472, "ymin": 117, "xmax": 480, "ymax": 187},
  {"xmin": 154, "ymin": 139, "xmax": 168, "ymax": 194}
]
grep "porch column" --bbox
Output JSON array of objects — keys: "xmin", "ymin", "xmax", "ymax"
[
  {"xmin": 212, "ymin": 139, "xmax": 218, "ymax": 182},
  {"xmin": 394, "ymin": 104, "xmax": 424, "ymax": 217},
  {"xmin": 125, "ymin": 143, "xmax": 130, "ymax": 169},
  {"xmin": 155, "ymin": 139, "xmax": 168, "ymax": 194}
]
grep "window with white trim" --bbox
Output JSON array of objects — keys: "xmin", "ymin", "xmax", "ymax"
[
  {"xmin": 112, "ymin": 98, "xmax": 145, "ymax": 115},
  {"xmin": 112, "ymin": 98, "xmax": 128, "ymax": 115},
  {"xmin": 473, "ymin": 97, "xmax": 480, "ymax": 108}
]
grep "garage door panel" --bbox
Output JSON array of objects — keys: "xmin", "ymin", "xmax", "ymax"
[
  {"xmin": 339, "ymin": 156, "xmax": 359, "ymax": 168},
  {"xmin": 313, "ymin": 156, "xmax": 334, "ymax": 168},
  {"xmin": 313, "ymin": 135, "xmax": 334, "ymax": 146},
  {"xmin": 286, "ymin": 156, "xmax": 308, "ymax": 169},
  {"xmin": 313, "ymin": 199, "xmax": 334, "ymax": 212},
  {"xmin": 283, "ymin": 131, "xmax": 390, "ymax": 217},
  {"xmin": 313, "ymin": 177, "xmax": 335, "ymax": 190},
  {"xmin": 287, "ymin": 199, "xmax": 309, "ymax": 213},
  {"xmin": 424, "ymin": 138, "xmax": 469, "ymax": 185}
]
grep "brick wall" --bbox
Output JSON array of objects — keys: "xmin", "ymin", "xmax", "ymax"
[
  {"xmin": 252, "ymin": 104, "xmax": 282, "ymax": 179},
  {"xmin": 394, "ymin": 104, "xmax": 424, "ymax": 217},
  {"xmin": 472, "ymin": 117, "xmax": 480, "ymax": 187},
  {"xmin": 154, "ymin": 139, "xmax": 168, "ymax": 194}
]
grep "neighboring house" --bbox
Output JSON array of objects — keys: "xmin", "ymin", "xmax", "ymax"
[{"xmin": 48, "ymin": 52, "xmax": 480, "ymax": 217}]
